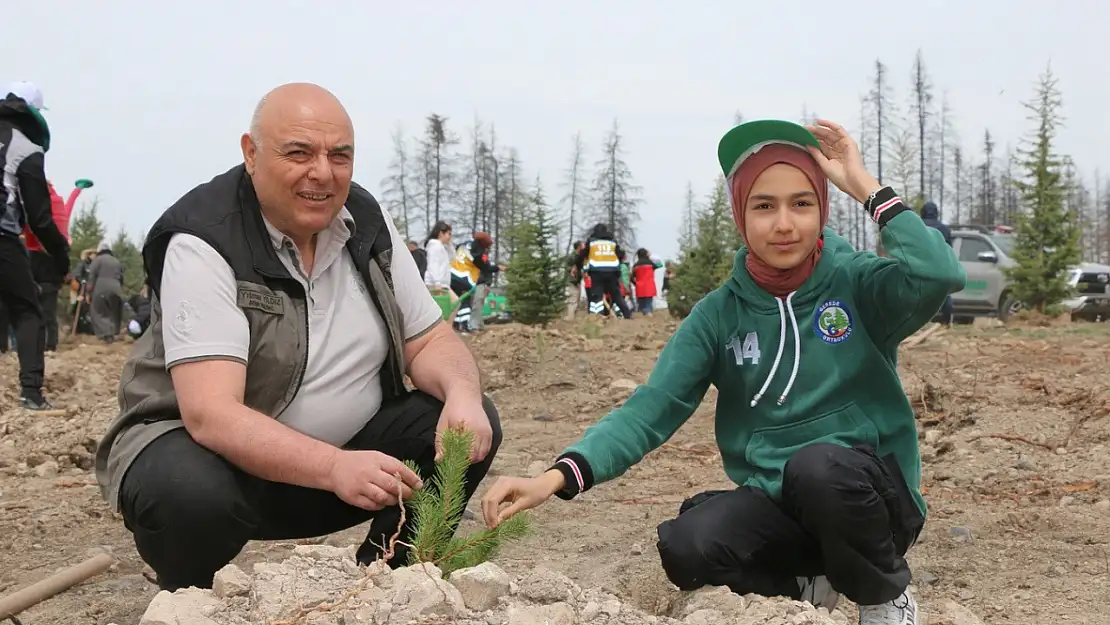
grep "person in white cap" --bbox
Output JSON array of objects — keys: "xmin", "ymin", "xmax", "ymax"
[{"xmin": 0, "ymin": 81, "xmax": 70, "ymax": 410}]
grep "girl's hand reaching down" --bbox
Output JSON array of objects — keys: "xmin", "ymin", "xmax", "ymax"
[{"xmin": 481, "ymin": 470, "xmax": 565, "ymax": 528}]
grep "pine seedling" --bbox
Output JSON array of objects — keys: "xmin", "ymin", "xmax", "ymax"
[{"xmin": 403, "ymin": 428, "xmax": 530, "ymax": 576}]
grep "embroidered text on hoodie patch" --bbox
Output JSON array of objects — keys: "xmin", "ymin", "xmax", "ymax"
[{"xmin": 814, "ymin": 300, "xmax": 853, "ymax": 344}]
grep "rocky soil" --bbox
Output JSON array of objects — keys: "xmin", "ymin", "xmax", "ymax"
[{"xmin": 2, "ymin": 318, "xmax": 1108, "ymax": 624}]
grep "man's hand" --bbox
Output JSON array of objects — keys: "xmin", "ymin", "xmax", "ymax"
[
  {"xmin": 481, "ymin": 470, "xmax": 564, "ymax": 529},
  {"xmin": 436, "ymin": 394, "xmax": 493, "ymax": 463},
  {"xmin": 327, "ymin": 449, "xmax": 424, "ymax": 511}
]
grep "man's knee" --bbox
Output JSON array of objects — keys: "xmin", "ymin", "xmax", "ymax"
[{"xmin": 121, "ymin": 431, "xmax": 255, "ymax": 540}]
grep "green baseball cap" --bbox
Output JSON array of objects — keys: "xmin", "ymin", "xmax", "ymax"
[{"xmin": 717, "ymin": 119, "xmax": 819, "ymax": 178}]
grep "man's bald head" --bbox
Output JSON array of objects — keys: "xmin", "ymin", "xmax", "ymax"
[
  {"xmin": 247, "ymin": 83, "xmax": 352, "ymax": 149},
  {"xmin": 241, "ymin": 82, "xmax": 356, "ymax": 247}
]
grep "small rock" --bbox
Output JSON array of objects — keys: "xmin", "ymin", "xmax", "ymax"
[
  {"xmin": 513, "ymin": 567, "xmax": 579, "ymax": 604},
  {"xmin": 630, "ymin": 542, "xmax": 644, "ymax": 556},
  {"xmin": 449, "ymin": 562, "xmax": 511, "ymax": 611},
  {"xmin": 609, "ymin": 379, "xmax": 638, "ymax": 391},
  {"xmin": 915, "ymin": 570, "xmax": 939, "ymax": 586},
  {"xmin": 1055, "ymin": 447, "xmax": 1068, "ymax": 455},
  {"xmin": 931, "ymin": 600, "xmax": 985, "ymax": 625},
  {"xmin": 949, "ymin": 526, "xmax": 974, "ymax": 543},
  {"xmin": 1015, "ymin": 455, "xmax": 1035, "ymax": 470},
  {"xmin": 601, "ymin": 598, "xmax": 622, "ymax": 616},
  {"xmin": 212, "ymin": 564, "xmax": 251, "ymax": 598},
  {"xmin": 33, "ymin": 460, "xmax": 59, "ymax": 478},
  {"xmin": 1058, "ymin": 496, "xmax": 1075, "ymax": 507},
  {"xmin": 506, "ymin": 601, "xmax": 576, "ymax": 625},
  {"xmin": 919, "ymin": 445, "xmax": 937, "ymax": 462},
  {"xmin": 924, "ymin": 430, "xmax": 943, "ymax": 445},
  {"xmin": 580, "ymin": 601, "xmax": 601, "ymax": 621},
  {"xmin": 679, "ymin": 586, "xmax": 746, "ymax": 617},
  {"xmin": 1095, "ymin": 500, "xmax": 1110, "ymax": 511},
  {"xmin": 140, "ymin": 588, "xmax": 224, "ymax": 625},
  {"xmin": 292, "ymin": 544, "xmax": 355, "ymax": 560},
  {"xmin": 390, "ymin": 563, "xmax": 466, "ymax": 617},
  {"xmin": 533, "ymin": 414, "xmax": 554, "ymax": 422}
]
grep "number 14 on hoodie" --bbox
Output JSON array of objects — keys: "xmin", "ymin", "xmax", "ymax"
[{"xmin": 727, "ymin": 332, "xmax": 761, "ymax": 366}]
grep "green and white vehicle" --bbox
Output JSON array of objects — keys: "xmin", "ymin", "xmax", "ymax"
[{"xmin": 944, "ymin": 224, "xmax": 1110, "ymax": 323}]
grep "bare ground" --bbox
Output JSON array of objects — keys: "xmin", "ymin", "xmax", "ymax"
[{"xmin": 1, "ymin": 317, "xmax": 1107, "ymax": 624}]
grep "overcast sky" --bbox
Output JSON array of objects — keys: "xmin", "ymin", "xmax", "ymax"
[{"xmin": 5, "ymin": 1, "xmax": 1108, "ymax": 260}]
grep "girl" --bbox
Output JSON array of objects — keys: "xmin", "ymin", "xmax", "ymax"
[
  {"xmin": 423, "ymin": 221, "xmax": 453, "ymax": 292},
  {"xmin": 481, "ymin": 119, "xmax": 964, "ymax": 625},
  {"xmin": 632, "ymin": 248, "xmax": 663, "ymax": 315}
]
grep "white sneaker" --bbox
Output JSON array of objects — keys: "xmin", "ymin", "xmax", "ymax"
[
  {"xmin": 797, "ymin": 575, "xmax": 840, "ymax": 611},
  {"xmin": 858, "ymin": 589, "xmax": 919, "ymax": 625}
]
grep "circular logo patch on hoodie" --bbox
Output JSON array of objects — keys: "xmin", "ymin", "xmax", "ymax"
[{"xmin": 814, "ymin": 300, "xmax": 853, "ymax": 344}]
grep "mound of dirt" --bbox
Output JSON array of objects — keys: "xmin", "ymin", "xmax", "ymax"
[{"xmin": 135, "ymin": 545, "xmax": 849, "ymax": 625}]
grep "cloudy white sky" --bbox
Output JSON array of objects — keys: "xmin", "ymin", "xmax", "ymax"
[{"xmin": 5, "ymin": 1, "xmax": 1109, "ymax": 260}]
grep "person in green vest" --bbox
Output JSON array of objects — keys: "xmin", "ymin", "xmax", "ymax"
[
  {"xmin": 481, "ymin": 119, "xmax": 965, "ymax": 625},
  {"xmin": 618, "ymin": 254, "xmax": 633, "ymax": 318}
]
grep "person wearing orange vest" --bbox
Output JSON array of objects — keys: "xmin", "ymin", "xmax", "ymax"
[
  {"xmin": 449, "ymin": 232, "xmax": 496, "ymax": 333},
  {"xmin": 632, "ymin": 248, "xmax": 663, "ymax": 316},
  {"xmin": 575, "ymin": 223, "xmax": 629, "ymax": 318}
]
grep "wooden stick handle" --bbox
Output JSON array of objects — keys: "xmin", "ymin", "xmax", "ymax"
[{"xmin": 0, "ymin": 552, "xmax": 114, "ymax": 619}]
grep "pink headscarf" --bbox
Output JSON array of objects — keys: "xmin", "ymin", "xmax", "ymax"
[{"xmin": 730, "ymin": 144, "xmax": 830, "ymax": 297}]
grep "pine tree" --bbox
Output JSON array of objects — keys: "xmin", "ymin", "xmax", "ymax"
[
  {"xmin": 590, "ymin": 119, "xmax": 641, "ymax": 246},
  {"xmin": 1003, "ymin": 65, "xmax": 1082, "ymax": 315},
  {"xmin": 67, "ymin": 200, "xmax": 107, "ymax": 268},
  {"xmin": 110, "ymin": 229, "xmax": 145, "ymax": 296},
  {"xmin": 404, "ymin": 429, "xmax": 530, "ymax": 576},
  {"xmin": 505, "ymin": 180, "xmax": 567, "ymax": 325},
  {"xmin": 666, "ymin": 177, "xmax": 734, "ymax": 318}
]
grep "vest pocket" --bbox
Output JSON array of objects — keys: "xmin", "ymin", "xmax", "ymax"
[{"xmin": 743, "ymin": 403, "xmax": 879, "ymax": 495}]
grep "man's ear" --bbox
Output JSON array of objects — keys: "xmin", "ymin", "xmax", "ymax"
[{"xmin": 241, "ymin": 133, "xmax": 256, "ymax": 175}]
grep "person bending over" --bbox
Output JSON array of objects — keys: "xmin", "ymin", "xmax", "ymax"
[{"xmin": 482, "ymin": 119, "xmax": 964, "ymax": 625}]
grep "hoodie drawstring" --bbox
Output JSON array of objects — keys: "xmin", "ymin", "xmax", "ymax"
[{"xmin": 750, "ymin": 291, "xmax": 800, "ymax": 408}]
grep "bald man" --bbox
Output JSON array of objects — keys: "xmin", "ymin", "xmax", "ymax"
[{"xmin": 95, "ymin": 83, "xmax": 500, "ymax": 591}]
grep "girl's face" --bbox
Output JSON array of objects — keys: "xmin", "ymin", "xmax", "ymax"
[
  {"xmin": 743, "ymin": 163, "xmax": 822, "ymax": 270},
  {"xmin": 439, "ymin": 229, "xmax": 452, "ymax": 243}
]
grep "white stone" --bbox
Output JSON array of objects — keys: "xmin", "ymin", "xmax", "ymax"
[
  {"xmin": 512, "ymin": 567, "xmax": 579, "ymax": 604},
  {"xmin": 139, "ymin": 588, "xmax": 224, "ymax": 625},
  {"xmin": 33, "ymin": 460, "xmax": 59, "ymax": 478},
  {"xmin": 389, "ymin": 563, "xmax": 466, "ymax": 617},
  {"xmin": 293, "ymin": 544, "xmax": 357, "ymax": 560},
  {"xmin": 679, "ymin": 586, "xmax": 745, "ymax": 617},
  {"xmin": 609, "ymin": 379, "xmax": 639, "ymax": 391},
  {"xmin": 449, "ymin": 562, "xmax": 512, "ymax": 611},
  {"xmin": 506, "ymin": 601, "xmax": 576, "ymax": 625},
  {"xmin": 212, "ymin": 564, "xmax": 251, "ymax": 598}
]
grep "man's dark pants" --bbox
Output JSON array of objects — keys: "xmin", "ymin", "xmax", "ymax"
[
  {"xmin": 0, "ymin": 234, "xmax": 46, "ymax": 395},
  {"xmin": 119, "ymin": 390, "xmax": 502, "ymax": 591},
  {"xmin": 30, "ymin": 250, "xmax": 63, "ymax": 350},
  {"xmin": 656, "ymin": 443, "xmax": 924, "ymax": 606}
]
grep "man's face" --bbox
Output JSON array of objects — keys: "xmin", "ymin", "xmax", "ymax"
[{"xmin": 242, "ymin": 107, "xmax": 354, "ymax": 240}]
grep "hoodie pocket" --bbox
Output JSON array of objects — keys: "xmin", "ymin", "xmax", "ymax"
[{"xmin": 744, "ymin": 403, "xmax": 879, "ymax": 494}]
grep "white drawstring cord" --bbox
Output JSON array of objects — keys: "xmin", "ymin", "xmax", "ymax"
[
  {"xmin": 751, "ymin": 296, "xmax": 787, "ymax": 407},
  {"xmin": 777, "ymin": 292, "xmax": 801, "ymax": 405}
]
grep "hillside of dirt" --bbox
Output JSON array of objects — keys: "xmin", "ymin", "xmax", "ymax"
[{"xmin": 1, "ymin": 318, "xmax": 1108, "ymax": 624}]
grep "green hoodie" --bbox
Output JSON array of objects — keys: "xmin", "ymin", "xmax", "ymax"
[{"xmin": 553, "ymin": 207, "xmax": 966, "ymax": 518}]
